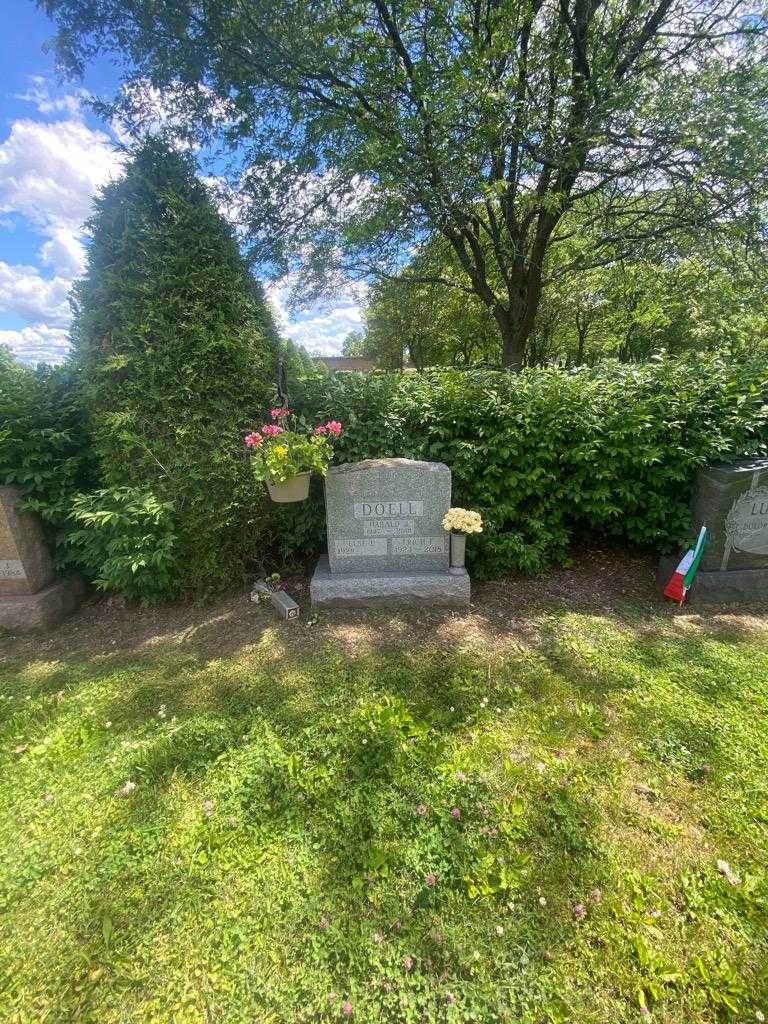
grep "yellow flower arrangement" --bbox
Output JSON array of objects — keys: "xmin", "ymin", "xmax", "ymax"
[
  {"xmin": 273, "ymin": 445, "xmax": 288, "ymax": 459},
  {"xmin": 442, "ymin": 507, "xmax": 483, "ymax": 534}
]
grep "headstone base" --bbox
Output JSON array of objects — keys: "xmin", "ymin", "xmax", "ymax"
[
  {"xmin": 310, "ymin": 555, "xmax": 470, "ymax": 609},
  {"xmin": 0, "ymin": 576, "xmax": 85, "ymax": 634},
  {"xmin": 658, "ymin": 555, "xmax": 768, "ymax": 605}
]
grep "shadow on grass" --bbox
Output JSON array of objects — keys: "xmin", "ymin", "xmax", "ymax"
[{"xmin": 1, "ymin": 589, "xmax": 767, "ymax": 1020}]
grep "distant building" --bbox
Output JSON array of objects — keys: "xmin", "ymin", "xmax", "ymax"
[
  {"xmin": 313, "ymin": 356, "xmax": 417, "ymax": 372},
  {"xmin": 314, "ymin": 356, "xmax": 376, "ymax": 372}
]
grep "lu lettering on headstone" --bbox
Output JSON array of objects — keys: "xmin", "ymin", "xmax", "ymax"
[
  {"xmin": 310, "ymin": 458, "xmax": 469, "ymax": 608},
  {"xmin": 694, "ymin": 459, "xmax": 768, "ymax": 572}
]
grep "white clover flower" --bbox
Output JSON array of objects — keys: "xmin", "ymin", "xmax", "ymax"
[{"xmin": 442, "ymin": 508, "xmax": 483, "ymax": 534}]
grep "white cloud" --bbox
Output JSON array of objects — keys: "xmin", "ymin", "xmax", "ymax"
[
  {"xmin": 266, "ymin": 275, "xmax": 366, "ymax": 355},
  {"xmin": 0, "ymin": 324, "xmax": 70, "ymax": 365},
  {"xmin": 15, "ymin": 76, "xmax": 90, "ymax": 117},
  {"xmin": 0, "ymin": 90, "xmax": 125, "ymax": 364},
  {"xmin": 111, "ymin": 79, "xmax": 236, "ymax": 149},
  {"xmin": 0, "ymin": 116, "xmax": 122, "ymax": 242},
  {"xmin": 39, "ymin": 228, "xmax": 87, "ymax": 278},
  {"xmin": 284, "ymin": 305, "xmax": 364, "ymax": 355},
  {"xmin": 0, "ymin": 261, "xmax": 72, "ymax": 326}
]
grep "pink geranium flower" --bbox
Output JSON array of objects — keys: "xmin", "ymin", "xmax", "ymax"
[
  {"xmin": 261, "ymin": 424, "xmax": 285, "ymax": 437},
  {"xmin": 314, "ymin": 424, "xmax": 328, "ymax": 435},
  {"xmin": 326, "ymin": 420, "xmax": 343, "ymax": 436},
  {"xmin": 270, "ymin": 407, "xmax": 289, "ymax": 420},
  {"xmin": 244, "ymin": 431, "xmax": 263, "ymax": 447}
]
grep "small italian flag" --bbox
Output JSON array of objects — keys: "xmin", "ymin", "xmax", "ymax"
[{"xmin": 663, "ymin": 526, "xmax": 708, "ymax": 604}]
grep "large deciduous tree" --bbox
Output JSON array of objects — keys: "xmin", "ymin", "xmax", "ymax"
[{"xmin": 43, "ymin": 0, "xmax": 768, "ymax": 367}]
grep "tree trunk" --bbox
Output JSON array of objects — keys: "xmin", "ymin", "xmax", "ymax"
[
  {"xmin": 576, "ymin": 325, "xmax": 588, "ymax": 365},
  {"xmin": 496, "ymin": 267, "xmax": 546, "ymax": 370},
  {"xmin": 495, "ymin": 308, "xmax": 525, "ymax": 370}
]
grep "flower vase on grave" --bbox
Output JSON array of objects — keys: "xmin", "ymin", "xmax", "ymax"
[{"xmin": 449, "ymin": 532, "xmax": 467, "ymax": 573}]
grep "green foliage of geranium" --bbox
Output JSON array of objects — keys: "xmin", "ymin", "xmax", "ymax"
[
  {"xmin": 246, "ymin": 414, "xmax": 338, "ymax": 486},
  {"xmin": 288, "ymin": 356, "xmax": 768, "ymax": 574},
  {"xmin": 71, "ymin": 139, "xmax": 277, "ymax": 599}
]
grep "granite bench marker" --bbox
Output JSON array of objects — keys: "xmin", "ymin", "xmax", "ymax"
[
  {"xmin": 310, "ymin": 458, "xmax": 470, "ymax": 609},
  {"xmin": 0, "ymin": 486, "xmax": 84, "ymax": 633}
]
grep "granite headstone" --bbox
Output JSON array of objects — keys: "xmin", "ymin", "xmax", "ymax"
[
  {"xmin": 0, "ymin": 487, "xmax": 84, "ymax": 632},
  {"xmin": 310, "ymin": 458, "xmax": 469, "ymax": 608},
  {"xmin": 324, "ymin": 458, "xmax": 450, "ymax": 573},
  {"xmin": 659, "ymin": 458, "xmax": 768, "ymax": 603}
]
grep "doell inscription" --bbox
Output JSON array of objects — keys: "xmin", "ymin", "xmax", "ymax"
[{"xmin": 354, "ymin": 500, "xmax": 424, "ymax": 518}]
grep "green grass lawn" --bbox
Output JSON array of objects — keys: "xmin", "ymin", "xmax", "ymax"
[{"xmin": 0, "ymin": 597, "xmax": 767, "ymax": 1023}]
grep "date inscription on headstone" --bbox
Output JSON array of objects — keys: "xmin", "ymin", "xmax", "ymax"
[
  {"xmin": 391, "ymin": 536, "xmax": 448, "ymax": 555},
  {"xmin": 0, "ymin": 559, "xmax": 25, "ymax": 579}
]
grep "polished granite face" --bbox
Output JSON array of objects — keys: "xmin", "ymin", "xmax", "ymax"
[
  {"xmin": 323, "ymin": 458, "xmax": 451, "ymax": 575},
  {"xmin": 691, "ymin": 459, "xmax": 768, "ymax": 573}
]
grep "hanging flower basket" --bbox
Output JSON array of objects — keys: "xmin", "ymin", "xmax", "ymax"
[
  {"xmin": 245, "ymin": 407, "xmax": 342, "ymax": 504},
  {"xmin": 265, "ymin": 472, "xmax": 311, "ymax": 504}
]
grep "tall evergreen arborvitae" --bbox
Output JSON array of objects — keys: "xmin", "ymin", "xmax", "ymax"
[{"xmin": 72, "ymin": 139, "xmax": 277, "ymax": 598}]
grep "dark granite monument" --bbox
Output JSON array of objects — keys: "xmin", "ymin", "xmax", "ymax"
[
  {"xmin": 0, "ymin": 487, "xmax": 84, "ymax": 633},
  {"xmin": 310, "ymin": 458, "xmax": 470, "ymax": 608},
  {"xmin": 659, "ymin": 458, "xmax": 768, "ymax": 603}
]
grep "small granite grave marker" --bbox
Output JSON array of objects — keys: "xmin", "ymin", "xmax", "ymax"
[
  {"xmin": 311, "ymin": 458, "xmax": 469, "ymax": 608},
  {"xmin": 659, "ymin": 458, "xmax": 768, "ymax": 603},
  {"xmin": 0, "ymin": 487, "xmax": 84, "ymax": 633}
]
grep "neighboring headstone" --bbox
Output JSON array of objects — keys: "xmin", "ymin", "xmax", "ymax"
[
  {"xmin": 658, "ymin": 458, "xmax": 768, "ymax": 603},
  {"xmin": 0, "ymin": 488, "xmax": 55, "ymax": 596},
  {"xmin": 0, "ymin": 487, "xmax": 84, "ymax": 633},
  {"xmin": 310, "ymin": 458, "xmax": 470, "ymax": 608}
]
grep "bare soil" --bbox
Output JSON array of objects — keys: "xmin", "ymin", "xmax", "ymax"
[{"xmin": 2, "ymin": 545, "xmax": 766, "ymax": 663}]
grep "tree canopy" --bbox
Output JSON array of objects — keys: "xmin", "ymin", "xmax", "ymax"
[
  {"xmin": 351, "ymin": 219, "xmax": 768, "ymax": 369},
  {"xmin": 42, "ymin": 0, "xmax": 768, "ymax": 366}
]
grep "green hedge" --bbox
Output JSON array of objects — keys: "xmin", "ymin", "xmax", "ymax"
[
  {"xmin": 0, "ymin": 350, "xmax": 95, "ymax": 562},
  {"xmin": 284, "ymin": 357, "xmax": 768, "ymax": 575}
]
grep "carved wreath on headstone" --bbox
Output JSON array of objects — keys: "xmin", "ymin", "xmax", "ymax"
[{"xmin": 722, "ymin": 486, "xmax": 768, "ymax": 568}]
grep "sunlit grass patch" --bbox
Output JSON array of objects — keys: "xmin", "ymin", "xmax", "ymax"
[{"xmin": 0, "ymin": 609, "xmax": 766, "ymax": 1022}]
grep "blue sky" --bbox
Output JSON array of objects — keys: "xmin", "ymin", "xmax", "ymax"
[{"xmin": 0, "ymin": 0, "xmax": 362, "ymax": 364}]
